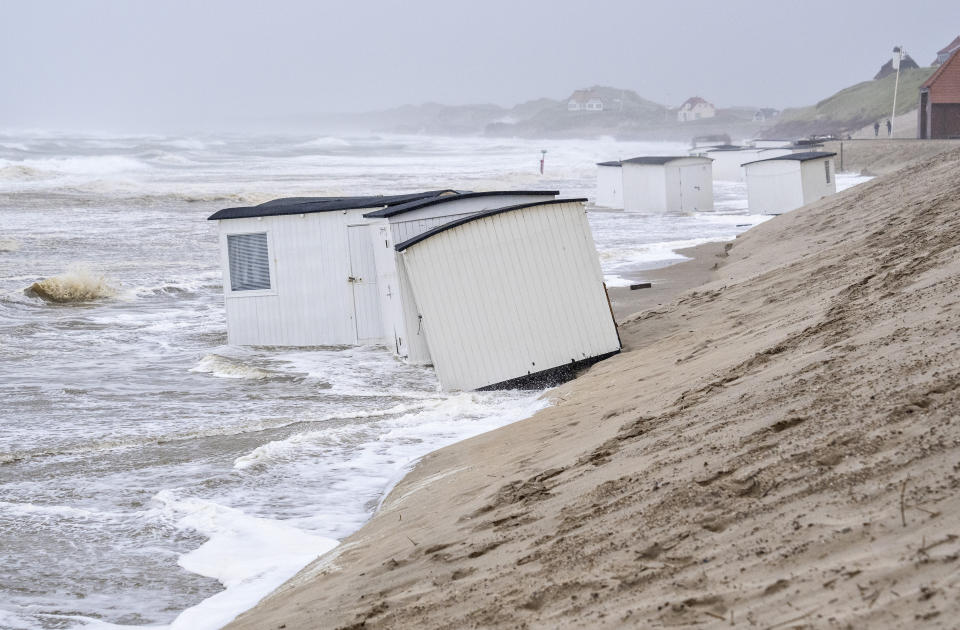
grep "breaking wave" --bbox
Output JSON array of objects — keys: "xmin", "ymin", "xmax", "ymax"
[
  {"xmin": 0, "ymin": 238, "xmax": 20, "ymax": 252},
  {"xmin": 26, "ymin": 266, "xmax": 117, "ymax": 303}
]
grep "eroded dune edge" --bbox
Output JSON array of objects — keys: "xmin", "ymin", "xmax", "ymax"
[{"xmin": 227, "ymin": 148, "xmax": 960, "ymax": 630}]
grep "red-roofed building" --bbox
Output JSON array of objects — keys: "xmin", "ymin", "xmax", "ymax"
[
  {"xmin": 677, "ymin": 97, "xmax": 715, "ymax": 122},
  {"xmin": 932, "ymin": 35, "xmax": 960, "ymax": 66},
  {"xmin": 918, "ymin": 48, "xmax": 960, "ymax": 138}
]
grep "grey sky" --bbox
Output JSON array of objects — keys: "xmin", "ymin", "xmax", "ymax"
[{"xmin": 1, "ymin": 0, "xmax": 958, "ymax": 131}]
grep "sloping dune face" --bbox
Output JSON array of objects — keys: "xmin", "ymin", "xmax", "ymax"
[
  {"xmin": 224, "ymin": 148, "xmax": 960, "ymax": 630},
  {"xmin": 27, "ymin": 266, "xmax": 116, "ymax": 303}
]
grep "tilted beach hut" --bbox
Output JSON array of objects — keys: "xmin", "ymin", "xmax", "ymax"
[
  {"xmin": 742, "ymin": 151, "xmax": 837, "ymax": 215},
  {"xmin": 594, "ymin": 161, "xmax": 624, "ymax": 208},
  {"xmin": 361, "ymin": 190, "xmax": 559, "ymax": 362},
  {"xmin": 620, "ymin": 156, "xmax": 713, "ymax": 213},
  {"xmin": 208, "ymin": 190, "xmax": 558, "ymax": 351},
  {"xmin": 395, "ymin": 198, "xmax": 621, "ymax": 391}
]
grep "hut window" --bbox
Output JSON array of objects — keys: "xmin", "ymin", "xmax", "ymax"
[
  {"xmin": 227, "ymin": 232, "xmax": 271, "ymax": 291},
  {"xmin": 824, "ymin": 161, "xmax": 831, "ymax": 184}
]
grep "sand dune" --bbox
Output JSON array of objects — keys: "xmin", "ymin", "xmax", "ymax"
[{"xmin": 226, "ymin": 148, "xmax": 960, "ymax": 629}]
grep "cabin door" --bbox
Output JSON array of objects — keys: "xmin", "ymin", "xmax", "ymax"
[
  {"xmin": 678, "ymin": 164, "xmax": 710, "ymax": 212},
  {"xmin": 347, "ymin": 224, "xmax": 383, "ymax": 344}
]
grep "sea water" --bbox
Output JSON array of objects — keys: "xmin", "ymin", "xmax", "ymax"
[{"xmin": 0, "ymin": 132, "xmax": 870, "ymax": 629}]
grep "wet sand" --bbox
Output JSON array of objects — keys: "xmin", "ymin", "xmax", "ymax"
[{"xmin": 226, "ymin": 148, "xmax": 960, "ymax": 629}]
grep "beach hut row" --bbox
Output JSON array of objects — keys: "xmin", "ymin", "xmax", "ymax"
[
  {"xmin": 208, "ymin": 190, "xmax": 622, "ymax": 391},
  {"xmin": 595, "ymin": 144, "xmax": 836, "ymax": 215}
]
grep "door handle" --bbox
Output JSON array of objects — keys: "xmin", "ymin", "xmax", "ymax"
[{"xmin": 348, "ymin": 276, "xmax": 362, "ymax": 283}]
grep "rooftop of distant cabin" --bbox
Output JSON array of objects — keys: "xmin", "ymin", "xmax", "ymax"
[
  {"xmin": 362, "ymin": 190, "xmax": 560, "ymax": 218},
  {"xmin": 394, "ymin": 198, "xmax": 588, "ymax": 252},
  {"xmin": 700, "ymin": 144, "xmax": 748, "ymax": 152},
  {"xmin": 620, "ymin": 156, "xmax": 712, "ymax": 165},
  {"xmin": 208, "ymin": 190, "xmax": 457, "ymax": 221},
  {"xmin": 742, "ymin": 151, "xmax": 837, "ymax": 166}
]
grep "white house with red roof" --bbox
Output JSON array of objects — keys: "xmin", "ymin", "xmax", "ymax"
[
  {"xmin": 677, "ymin": 96, "xmax": 716, "ymax": 122},
  {"xmin": 567, "ymin": 89, "xmax": 605, "ymax": 112}
]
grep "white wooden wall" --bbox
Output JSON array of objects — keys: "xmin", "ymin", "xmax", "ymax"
[
  {"xmin": 400, "ymin": 201, "xmax": 621, "ymax": 391},
  {"xmin": 665, "ymin": 161, "xmax": 713, "ymax": 212},
  {"xmin": 622, "ymin": 164, "xmax": 668, "ymax": 213},
  {"xmin": 595, "ymin": 165, "xmax": 623, "ymax": 208},
  {"xmin": 800, "ymin": 158, "xmax": 836, "ymax": 206},
  {"xmin": 745, "ymin": 160, "xmax": 804, "ymax": 214},
  {"xmin": 219, "ymin": 209, "xmax": 380, "ymax": 347}
]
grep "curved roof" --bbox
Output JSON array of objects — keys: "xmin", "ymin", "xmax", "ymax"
[
  {"xmin": 596, "ymin": 160, "xmax": 622, "ymax": 167},
  {"xmin": 208, "ymin": 190, "xmax": 456, "ymax": 221},
  {"xmin": 621, "ymin": 156, "xmax": 712, "ymax": 165},
  {"xmin": 394, "ymin": 198, "xmax": 588, "ymax": 252},
  {"xmin": 362, "ymin": 190, "xmax": 559, "ymax": 218},
  {"xmin": 742, "ymin": 151, "xmax": 837, "ymax": 167}
]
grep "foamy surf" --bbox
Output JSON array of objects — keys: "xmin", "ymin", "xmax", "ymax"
[
  {"xmin": 152, "ymin": 491, "xmax": 338, "ymax": 630},
  {"xmin": 26, "ymin": 266, "xmax": 117, "ymax": 303}
]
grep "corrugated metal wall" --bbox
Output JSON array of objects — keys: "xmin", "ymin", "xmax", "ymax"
[{"xmin": 400, "ymin": 201, "xmax": 621, "ymax": 391}]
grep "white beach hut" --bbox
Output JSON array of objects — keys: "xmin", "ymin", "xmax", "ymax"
[
  {"xmin": 752, "ymin": 139, "xmax": 795, "ymax": 149},
  {"xmin": 594, "ymin": 161, "xmax": 623, "ymax": 208},
  {"xmin": 208, "ymin": 190, "xmax": 558, "ymax": 351},
  {"xmin": 621, "ymin": 156, "xmax": 713, "ymax": 213},
  {"xmin": 742, "ymin": 151, "xmax": 837, "ymax": 215},
  {"xmin": 361, "ymin": 190, "xmax": 558, "ymax": 362},
  {"xmin": 693, "ymin": 146, "xmax": 793, "ymax": 182},
  {"xmin": 395, "ymin": 198, "xmax": 621, "ymax": 391}
]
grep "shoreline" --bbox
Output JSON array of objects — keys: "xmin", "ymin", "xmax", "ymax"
[{"xmin": 226, "ymin": 146, "xmax": 960, "ymax": 629}]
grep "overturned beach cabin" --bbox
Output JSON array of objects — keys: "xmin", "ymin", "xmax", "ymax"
[
  {"xmin": 621, "ymin": 156, "xmax": 713, "ymax": 213},
  {"xmin": 594, "ymin": 161, "xmax": 624, "ymax": 208},
  {"xmin": 208, "ymin": 190, "xmax": 558, "ymax": 354},
  {"xmin": 742, "ymin": 151, "xmax": 836, "ymax": 215},
  {"xmin": 395, "ymin": 198, "xmax": 621, "ymax": 391}
]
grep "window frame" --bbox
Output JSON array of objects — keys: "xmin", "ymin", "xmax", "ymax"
[{"xmin": 223, "ymin": 230, "xmax": 278, "ymax": 298}]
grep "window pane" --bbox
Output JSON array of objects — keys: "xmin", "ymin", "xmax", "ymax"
[{"xmin": 227, "ymin": 233, "xmax": 271, "ymax": 291}]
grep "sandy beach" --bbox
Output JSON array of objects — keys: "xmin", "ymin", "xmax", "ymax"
[{"xmin": 226, "ymin": 148, "xmax": 960, "ymax": 629}]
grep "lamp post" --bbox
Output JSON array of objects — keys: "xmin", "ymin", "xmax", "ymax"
[{"xmin": 890, "ymin": 45, "xmax": 904, "ymax": 137}]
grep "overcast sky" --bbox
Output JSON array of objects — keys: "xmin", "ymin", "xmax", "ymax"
[{"xmin": 1, "ymin": 0, "xmax": 958, "ymax": 131}]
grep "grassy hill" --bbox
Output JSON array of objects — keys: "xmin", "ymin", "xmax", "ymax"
[{"xmin": 769, "ymin": 67, "xmax": 935, "ymax": 137}]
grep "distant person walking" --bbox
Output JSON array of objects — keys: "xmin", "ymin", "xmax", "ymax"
[
  {"xmin": 886, "ymin": 119, "xmax": 892, "ymax": 136},
  {"xmin": 874, "ymin": 121, "xmax": 880, "ymax": 137}
]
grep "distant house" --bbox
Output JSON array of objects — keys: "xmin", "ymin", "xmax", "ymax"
[
  {"xmin": 567, "ymin": 90, "xmax": 604, "ymax": 112},
  {"xmin": 874, "ymin": 48, "xmax": 919, "ymax": 80},
  {"xmin": 918, "ymin": 48, "xmax": 960, "ymax": 139},
  {"xmin": 753, "ymin": 108, "xmax": 780, "ymax": 122},
  {"xmin": 932, "ymin": 35, "xmax": 960, "ymax": 66},
  {"xmin": 677, "ymin": 97, "xmax": 716, "ymax": 122}
]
